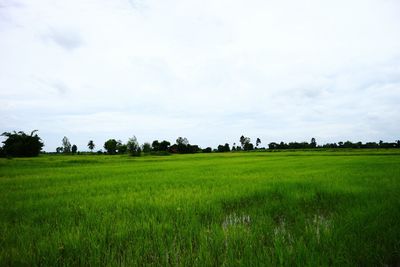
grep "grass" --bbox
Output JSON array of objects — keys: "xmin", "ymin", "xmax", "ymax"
[{"xmin": 0, "ymin": 150, "xmax": 400, "ymax": 266}]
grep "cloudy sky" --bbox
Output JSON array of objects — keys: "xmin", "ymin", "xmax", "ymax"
[{"xmin": 1, "ymin": 0, "xmax": 399, "ymax": 151}]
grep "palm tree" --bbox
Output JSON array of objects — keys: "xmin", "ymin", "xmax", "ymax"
[{"xmin": 87, "ymin": 140, "xmax": 95, "ymax": 153}]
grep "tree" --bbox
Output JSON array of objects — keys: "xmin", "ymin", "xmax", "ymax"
[
  {"xmin": 56, "ymin": 147, "xmax": 63, "ymax": 153},
  {"xmin": 310, "ymin": 137, "xmax": 317, "ymax": 148},
  {"xmin": 217, "ymin": 143, "xmax": 230, "ymax": 152},
  {"xmin": 116, "ymin": 140, "xmax": 127, "ymax": 154},
  {"xmin": 240, "ymin": 135, "xmax": 251, "ymax": 150},
  {"xmin": 104, "ymin": 139, "xmax": 118, "ymax": 155},
  {"xmin": 202, "ymin": 147, "xmax": 212, "ymax": 153},
  {"xmin": 152, "ymin": 140, "xmax": 160, "ymax": 151},
  {"xmin": 239, "ymin": 135, "xmax": 253, "ymax": 151},
  {"xmin": 256, "ymin": 138, "xmax": 261, "ymax": 148},
  {"xmin": 217, "ymin": 144, "xmax": 225, "ymax": 152},
  {"xmin": 176, "ymin": 137, "xmax": 189, "ymax": 146},
  {"xmin": 159, "ymin": 140, "xmax": 171, "ymax": 151},
  {"xmin": 142, "ymin": 142, "xmax": 151, "ymax": 153},
  {"xmin": 224, "ymin": 143, "xmax": 230, "ymax": 152},
  {"xmin": 62, "ymin": 136, "xmax": 71, "ymax": 153},
  {"xmin": 127, "ymin": 136, "xmax": 141, "ymax": 156},
  {"xmin": 71, "ymin": 144, "xmax": 77, "ymax": 154},
  {"xmin": 244, "ymin": 142, "xmax": 254, "ymax": 151},
  {"xmin": 87, "ymin": 140, "xmax": 95, "ymax": 152},
  {"xmin": 176, "ymin": 137, "xmax": 189, "ymax": 153},
  {"xmin": 1, "ymin": 130, "xmax": 44, "ymax": 157}
]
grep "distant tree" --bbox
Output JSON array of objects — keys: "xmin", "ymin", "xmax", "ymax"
[
  {"xmin": 116, "ymin": 140, "xmax": 127, "ymax": 154},
  {"xmin": 268, "ymin": 142, "xmax": 277, "ymax": 149},
  {"xmin": 176, "ymin": 137, "xmax": 189, "ymax": 153},
  {"xmin": 217, "ymin": 145, "xmax": 225, "ymax": 152},
  {"xmin": 202, "ymin": 147, "xmax": 212, "ymax": 153},
  {"xmin": 127, "ymin": 136, "xmax": 141, "ymax": 156},
  {"xmin": 71, "ymin": 144, "xmax": 77, "ymax": 154},
  {"xmin": 224, "ymin": 143, "xmax": 230, "ymax": 152},
  {"xmin": 142, "ymin": 142, "xmax": 151, "ymax": 153},
  {"xmin": 159, "ymin": 140, "xmax": 171, "ymax": 151},
  {"xmin": 240, "ymin": 135, "xmax": 246, "ymax": 148},
  {"xmin": 217, "ymin": 143, "xmax": 230, "ymax": 152},
  {"xmin": 87, "ymin": 140, "xmax": 95, "ymax": 152},
  {"xmin": 256, "ymin": 138, "xmax": 261, "ymax": 148},
  {"xmin": 244, "ymin": 142, "xmax": 254, "ymax": 151},
  {"xmin": 152, "ymin": 140, "xmax": 160, "ymax": 151},
  {"xmin": 62, "ymin": 136, "xmax": 71, "ymax": 153},
  {"xmin": 310, "ymin": 137, "xmax": 317, "ymax": 148},
  {"xmin": 239, "ymin": 135, "xmax": 252, "ymax": 150},
  {"xmin": 104, "ymin": 139, "xmax": 118, "ymax": 155},
  {"xmin": 56, "ymin": 147, "xmax": 64, "ymax": 153},
  {"xmin": 187, "ymin": 144, "xmax": 200, "ymax": 153},
  {"xmin": 1, "ymin": 130, "xmax": 44, "ymax": 157},
  {"xmin": 176, "ymin": 137, "xmax": 189, "ymax": 146}
]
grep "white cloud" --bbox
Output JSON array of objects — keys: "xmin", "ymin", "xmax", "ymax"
[{"xmin": 0, "ymin": 0, "xmax": 400, "ymax": 151}]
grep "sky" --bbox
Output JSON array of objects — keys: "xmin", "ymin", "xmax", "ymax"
[{"xmin": 0, "ymin": 0, "xmax": 399, "ymax": 151}]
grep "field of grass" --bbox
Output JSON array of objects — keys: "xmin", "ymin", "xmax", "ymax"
[{"xmin": 1, "ymin": 150, "xmax": 400, "ymax": 266}]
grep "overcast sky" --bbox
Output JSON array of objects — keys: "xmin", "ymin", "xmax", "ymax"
[{"xmin": 1, "ymin": 0, "xmax": 399, "ymax": 151}]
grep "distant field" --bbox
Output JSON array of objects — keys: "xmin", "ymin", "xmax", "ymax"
[{"xmin": 1, "ymin": 150, "xmax": 399, "ymax": 266}]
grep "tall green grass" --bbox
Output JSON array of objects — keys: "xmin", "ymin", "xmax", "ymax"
[{"xmin": 1, "ymin": 150, "xmax": 399, "ymax": 266}]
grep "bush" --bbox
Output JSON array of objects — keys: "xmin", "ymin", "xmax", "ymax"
[{"xmin": 1, "ymin": 130, "xmax": 44, "ymax": 157}]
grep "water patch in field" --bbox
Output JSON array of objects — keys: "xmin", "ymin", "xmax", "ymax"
[
  {"xmin": 305, "ymin": 214, "xmax": 332, "ymax": 243},
  {"xmin": 222, "ymin": 213, "xmax": 251, "ymax": 230},
  {"xmin": 273, "ymin": 219, "xmax": 293, "ymax": 242}
]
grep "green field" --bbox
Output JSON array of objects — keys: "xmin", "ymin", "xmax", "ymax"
[{"xmin": 1, "ymin": 150, "xmax": 400, "ymax": 266}]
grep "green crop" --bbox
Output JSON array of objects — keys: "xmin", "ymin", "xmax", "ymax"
[{"xmin": 1, "ymin": 150, "xmax": 399, "ymax": 266}]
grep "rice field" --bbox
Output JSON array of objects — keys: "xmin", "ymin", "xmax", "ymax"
[{"xmin": 1, "ymin": 150, "xmax": 399, "ymax": 266}]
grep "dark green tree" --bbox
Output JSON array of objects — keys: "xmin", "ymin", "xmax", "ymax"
[
  {"xmin": 142, "ymin": 142, "xmax": 151, "ymax": 153},
  {"xmin": 87, "ymin": 140, "xmax": 95, "ymax": 152},
  {"xmin": 152, "ymin": 140, "xmax": 160, "ymax": 151},
  {"xmin": 240, "ymin": 135, "xmax": 253, "ymax": 151},
  {"xmin": 256, "ymin": 138, "xmax": 261, "ymax": 148},
  {"xmin": 71, "ymin": 144, "xmax": 77, "ymax": 154},
  {"xmin": 116, "ymin": 140, "xmax": 127, "ymax": 154},
  {"xmin": 310, "ymin": 137, "xmax": 317, "ymax": 148},
  {"xmin": 104, "ymin": 139, "xmax": 118, "ymax": 155},
  {"xmin": 159, "ymin": 140, "xmax": 171, "ymax": 151},
  {"xmin": 1, "ymin": 130, "xmax": 44, "ymax": 157},
  {"xmin": 202, "ymin": 147, "xmax": 212, "ymax": 153}
]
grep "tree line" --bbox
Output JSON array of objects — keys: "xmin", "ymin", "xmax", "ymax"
[{"xmin": 1, "ymin": 130, "xmax": 399, "ymax": 157}]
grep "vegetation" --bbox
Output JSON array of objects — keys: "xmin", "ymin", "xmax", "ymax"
[
  {"xmin": 127, "ymin": 136, "xmax": 141, "ymax": 157},
  {"xmin": 0, "ymin": 130, "xmax": 43, "ymax": 157},
  {"xmin": 62, "ymin": 136, "xmax": 72, "ymax": 153},
  {"xmin": 1, "ymin": 129, "xmax": 399, "ymax": 157},
  {"xmin": 104, "ymin": 139, "xmax": 118, "ymax": 155},
  {"xmin": 0, "ymin": 150, "xmax": 399, "ymax": 266},
  {"xmin": 87, "ymin": 140, "xmax": 95, "ymax": 152},
  {"xmin": 71, "ymin": 144, "xmax": 77, "ymax": 154}
]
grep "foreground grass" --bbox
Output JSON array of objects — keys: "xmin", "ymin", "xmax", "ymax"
[{"xmin": 0, "ymin": 150, "xmax": 399, "ymax": 266}]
